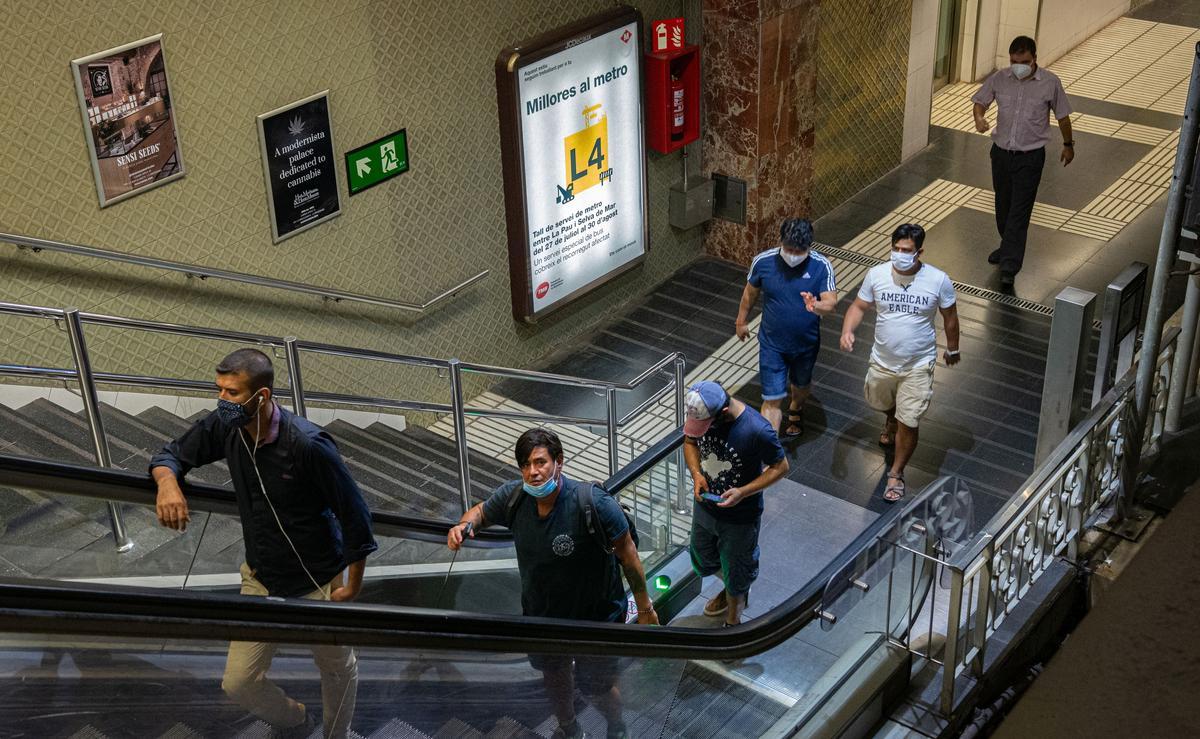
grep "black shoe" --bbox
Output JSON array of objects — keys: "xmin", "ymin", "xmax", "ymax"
[
  {"xmin": 277, "ymin": 712, "xmax": 318, "ymax": 739},
  {"xmin": 988, "ymin": 249, "xmax": 1002, "ymax": 265}
]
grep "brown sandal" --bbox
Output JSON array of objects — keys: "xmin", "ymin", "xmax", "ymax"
[{"xmin": 884, "ymin": 472, "xmax": 906, "ymax": 502}]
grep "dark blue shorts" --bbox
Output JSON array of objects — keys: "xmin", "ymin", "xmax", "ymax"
[
  {"xmin": 759, "ymin": 342, "xmax": 819, "ymax": 401},
  {"xmin": 689, "ymin": 502, "xmax": 761, "ymax": 596}
]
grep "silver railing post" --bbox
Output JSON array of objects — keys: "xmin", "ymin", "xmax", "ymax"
[
  {"xmin": 1188, "ymin": 323, "xmax": 1200, "ymax": 399},
  {"xmin": 673, "ymin": 355, "xmax": 689, "ymax": 514},
  {"xmin": 283, "ymin": 336, "xmax": 306, "ymax": 418},
  {"xmin": 64, "ymin": 308, "xmax": 132, "ymax": 552},
  {"xmin": 448, "ymin": 359, "xmax": 472, "ymax": 514},
  {"xmin": 1166, "ymin": 270, "xmax": 1200, "ymax": 432},
  {"xmin": 605, "ymin": 387, "xmax": 620, "ymax": 476},
  {"xmin": 1134, "ymin": 43, "xmax": 1199, "ymax": 450}
]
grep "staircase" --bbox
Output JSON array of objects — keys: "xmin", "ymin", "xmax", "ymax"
[{"xmin": 0, "ymin": 396, "xmax": 518, "ymax": 583}]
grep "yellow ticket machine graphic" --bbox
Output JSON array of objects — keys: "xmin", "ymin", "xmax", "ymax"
[{"xmin": 561, "ymin": 104, "xmax": 612, "ymax": 200}]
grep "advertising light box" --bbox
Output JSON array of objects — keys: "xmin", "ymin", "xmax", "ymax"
[{"xmin": 497, "ymin": 7, "xmax": 649, "ymax": 321}]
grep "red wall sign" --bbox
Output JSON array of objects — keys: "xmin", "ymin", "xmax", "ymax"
[{"xmin": 651, "ymin": 18, "xmax": 684, "ymax": 52}]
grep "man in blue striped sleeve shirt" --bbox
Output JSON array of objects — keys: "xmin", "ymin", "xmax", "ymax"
[{"xmin": 735, "ymin": 218, "xmax": 838, "ymax": 439}]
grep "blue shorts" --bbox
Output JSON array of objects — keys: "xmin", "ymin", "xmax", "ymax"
[
  {"xmin": 689, "ymin": 503, "xmax": 761, "ymax": 596},
  {"xmin": 759, "ymin": 342, "xmax": 819, "ymax": 401}
]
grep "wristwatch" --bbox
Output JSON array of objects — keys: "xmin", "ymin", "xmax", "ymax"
[
  {"xmin": 1062, "ymin": 140, "xmax": 1074, "ymax": 147},
  {"xmin": 946, "ymin": 350, "xmax": 960, "ymax": 357}
]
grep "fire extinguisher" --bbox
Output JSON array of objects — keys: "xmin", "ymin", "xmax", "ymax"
[{"xmin": 670, "ymin": 73, "xmax": 685, "ymax": 141}]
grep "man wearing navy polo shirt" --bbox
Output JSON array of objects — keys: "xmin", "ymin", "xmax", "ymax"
[{"xmin": 735, "ymin": 218, "xmax": 838, "ymax": 439}]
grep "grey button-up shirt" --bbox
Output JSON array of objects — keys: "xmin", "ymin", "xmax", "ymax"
[{"xmin": 972, "ymin": 66, "xmax": 1072, "ymax": 152}]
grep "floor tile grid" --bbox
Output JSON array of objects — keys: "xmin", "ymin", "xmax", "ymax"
[
  {"xmin": 841, "ymin": 170, "xmax": 1168, "ymax": 250},
  {"xmin": 930, "ymin": 85, "xmax": 1174, "ymax": 146},
  {"xmin": 1048, "ymin": 16, "xmax": 1199, "ymax": 115}
]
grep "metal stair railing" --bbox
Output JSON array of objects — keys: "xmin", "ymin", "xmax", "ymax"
[
  {"xmin": 0, "ymin": 299, "xmax": 686, "ymax": 552},
  {"xmin": 0, "ymin": 231, "xmax": 490, "ymax": 314}
]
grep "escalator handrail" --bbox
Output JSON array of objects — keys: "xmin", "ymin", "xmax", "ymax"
[
  {"xmin": 0, "ymin": 431, "xmax": 906, "ymax": 661},
  {"xmin": 0, "ymin": 428, "xmax": 685, "ymax": 546},
  {"xmin": 0, "ymin": 453, "xmax": 512, "ymax": 546},
  {"xmin": 0, "ymin": 500, "xmax": 904, "ymax": 660}
]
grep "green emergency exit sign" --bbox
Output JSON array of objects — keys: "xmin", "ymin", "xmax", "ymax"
[{"xmin": 345, "ymin": 129, "xmax": 409, "ymax": 195}]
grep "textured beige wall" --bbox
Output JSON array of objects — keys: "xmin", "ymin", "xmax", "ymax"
[
  {"xmin": 0, "ymin": 0, "xmax": 699, "ymax": 417},
  {"xmin": 811, "ymin": 0, "xmax": 912, "ymax": 216}
]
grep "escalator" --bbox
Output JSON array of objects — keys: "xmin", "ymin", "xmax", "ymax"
[{"xmin": 0, "ymin": 432, "xmax": 944, "ymax": 738}]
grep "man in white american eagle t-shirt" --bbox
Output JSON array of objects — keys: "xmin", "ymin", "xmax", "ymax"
[{"xmin": 840, "ymin": 223, "xmax": 960, "ymax": 503}]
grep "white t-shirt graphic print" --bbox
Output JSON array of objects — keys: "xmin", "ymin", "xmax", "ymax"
[{"xmin": 857, "ymin": 263, "xmax": 956, "ymax": 372}]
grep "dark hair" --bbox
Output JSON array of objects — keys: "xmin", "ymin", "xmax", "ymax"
[
  {"xmin": 780, "ymin": 218, "xmax": 814, "ymax": 250},
  {"xmin": 1009, "ymin": 35, "xmax": 1036, "ymax": 56},
  {"xmin": 216, "ymin": 348, "xmax": 274, "ymax": 392},
  {"xmin": 891, "ymin": 223, "xmax": 926, "ymax": 249},
  {"xmin": 515, "ymin": 428, "xmax": 563, "ymax": 466}
]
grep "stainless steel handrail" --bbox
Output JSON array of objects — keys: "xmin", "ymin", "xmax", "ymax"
[
  {"xmin": 0, "ymin": 298, "xmax": 686, "ymax": 543},
  {"xmin": 0, "ymin": 302, "xmax": 680, "ymax": 391},
  {"xmin": 1, "ymin": 232, "xmax": 489, "ymax": 314}
]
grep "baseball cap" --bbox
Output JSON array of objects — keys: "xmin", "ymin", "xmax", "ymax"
[{"xmin": 684, "ymin": 381, "xmax": 729, "ymax": 437}]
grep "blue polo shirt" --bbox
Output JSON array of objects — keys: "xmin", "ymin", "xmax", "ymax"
[{"xmin": 748, "ymin": 248, "xmax": 837, "ymax": 354}]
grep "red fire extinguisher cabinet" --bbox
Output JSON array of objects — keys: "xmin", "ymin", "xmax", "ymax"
[{"xmin": 645, "ymin": 44, "xmax": 700, "ymax": 154}]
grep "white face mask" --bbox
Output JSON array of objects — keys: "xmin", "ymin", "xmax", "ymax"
[
  {"xmin": 1011, "ymin": 62, "xmax": 1032, "ymax": 80},
  {"xmin": 891, "ymin": 250, "xmax": 917, "ymax": 272},
  {"xmin": 780, "ymin": 250, "xmax": 807, "ymax": 268}
]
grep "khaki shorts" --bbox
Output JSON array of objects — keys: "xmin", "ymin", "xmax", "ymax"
[{"xmin": 864, "ymin": 360, "xmax": 935, "ymax": 428}]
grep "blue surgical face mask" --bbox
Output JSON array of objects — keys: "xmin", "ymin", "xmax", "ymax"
[
  {"xmin": 891, "ymin": 250, "xmax": 917, "ymax": 272},
  {"xmin": 217, "ymin": 392, "xmax": 263, "ymax": 427},
  {"xmin": 523, "ymin": 463, "xmax": 561, "ymax": 498},
  {"xmin": 1011, "ymin": 63, "xmax": 1032, "ymax": 80}
]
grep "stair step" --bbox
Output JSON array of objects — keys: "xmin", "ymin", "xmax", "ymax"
[
  {"xmin": 157, "ymin": 722, "xmax": 206, "ymax": 739},
  {"xmin": 366, "ymin": 423, "xmax": 516, "ymax": 490},
  {"xmin": 432, "ymin": 718, "xmax": 485, "ymax": 739},
  {"xmin": 326, "ymin": 421, "xmax": 467, "ymax": 520},
  {"xmin": 367, "ymin": 718, "xmax": 434, "ymax": 739},
  {"xmin": 94, "ymin": 402, "xmax": 231, "ymax": 488},
  {"xmin": 329, "ymin": 421, "xmax": 513, "ymax": 508},
  {"xmin": 137, "ymin": 405, "xmax": 200, "ymax": 437},
  {"xmin": 483, "ymin": 717, "xmax": 540, "ymax": 739},
  {"xmin": 0, "ymin": 401, "xmax": 96, "ymax": 465}
]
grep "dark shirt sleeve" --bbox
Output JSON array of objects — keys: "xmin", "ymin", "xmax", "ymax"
[
  {"xmin": 148, "ymin": 411, "xmax": 228, "ymax": 478},
  {"xmin": 481, "ymin": 481, "xmax": 521, "ymax": 528},
  {"xmin": 760, "ymin": 423, "xmax": 786, "ymax": 467},
  {"xmin": 304, "ymin": 432, "xmax": 378, "ymax": 564},
  {"xmin": 592, "ymin": 486, "xmax": 630, "ymax": 546}
]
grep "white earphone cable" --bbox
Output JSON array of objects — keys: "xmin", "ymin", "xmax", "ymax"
[{"xmin": 239, "ymin": 397, "xmax": 328, "ymax": 600}]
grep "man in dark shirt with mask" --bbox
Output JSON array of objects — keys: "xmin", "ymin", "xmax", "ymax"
[
  {"xmin": 150, "ymin": 348, "xmax": 376, "ymax": 739},
  {"xmin": 683, "ymin": 381, "xmax": 788, "ymax": 626},
  {"xmin": 447, "ymin": 428, "xmax": 658, "ymax": 739}
]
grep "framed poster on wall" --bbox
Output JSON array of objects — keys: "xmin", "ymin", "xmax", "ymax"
[
  {"xmin": 70, "ymin": 35, "xmax": 186, "ymax": 208},
  {"xmin": 496, "ymin": 6, "xmax": 649, "ymax": 322},
  {"xmin": 256, "ymin": 91, "xmax": 341, "ymax": 243}
]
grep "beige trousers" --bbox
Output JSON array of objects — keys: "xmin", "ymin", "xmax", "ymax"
[{"xmin": 221, "ymin": 563, "xmax": 358, "ymax": 738}]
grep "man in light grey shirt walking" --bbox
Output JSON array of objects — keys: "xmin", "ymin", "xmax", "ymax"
[{"xmin": 972, "ymin": 35, "xmax": 1074, "ymax": 289}]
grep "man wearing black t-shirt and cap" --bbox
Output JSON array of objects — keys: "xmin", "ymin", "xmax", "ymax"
[
  {"xmin": 683, "ymin": 381, "xmax": 788, "ymax": 626},
  {"xmin": 447, "ymin": 428, "xmax": 657, "ymax": 739}
]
